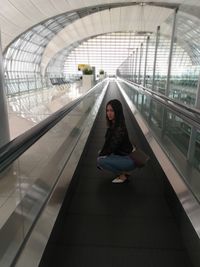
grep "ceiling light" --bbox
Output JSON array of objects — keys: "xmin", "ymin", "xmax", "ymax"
[{"xmin": 139, "ymin": 2, "xmax": 147, "ymax": 6}]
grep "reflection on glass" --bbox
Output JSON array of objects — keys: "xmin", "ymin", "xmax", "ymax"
[
  {"xmin": 0, "ymin": 81, "xmax": 106, "ymax": 266},
  {"xmin": 194, "ymin": 130, "xmax": 200, "ymax": 171},
  {"xmin": 169, "ymin": 4, "xmax": 200, "ymax": 107},
  {"xmin": 148, "ymin": 101, "xmax": 164, "ymax": 136},
  {"xmin": 165, "ymin": 113, "xmax": 190, "ymax": 156},
  {"xmin": 119, "ymin": 80, "xmax": 200, "ymax": 204},
  {"xmin": 7, "ymin": 81, "xmax": 83, "ymax": 140}
]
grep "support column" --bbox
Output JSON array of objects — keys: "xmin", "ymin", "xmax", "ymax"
[
  {"xmin": 130, "ymin": 53, "xmax": 133, "ymax": 82},
  {"xmin": 165, "ymin": 8, "xmax": 178, "ymax": 97},
  {"xmin": 26, "ymin": 75, "xmax": 30, "ymax": 92},
  {"xmin": 129, "ymin": 54, "xmax": 132, "ymax": 81},
  {"xmin": 187, "ymin": 75, "xmax": 200, "ymax": 162},
  {"xmin": 195, "ymin": 79, "xmax": 200, "ymax": 108},
  {"xmin": 143, "ymin": 36, "xmax": 150, "ymax": 87},
  {"xmin": 138, "ymin": 43, "xmax": 143, "ymax": 84},
  {"xmin": 162, "ymin": 9, "xmax": 178, "ymax": 138},
  {"xmin": 149, "ymin": 27, "xmax": 160, "ymax": 123},
  {"xmin": 132, "ymin": 51, "xmax": 135, "ymax": 82},
  {"xmin": 141, "ymin": 37, "xmax": 149, "ymax": 112},
  {"xmin": 134, "ymin": 48, "xmax": 138, "ymax": 83},
  {"xmin": 0, "ymin": 30, "xmax": 10, "ymax": 148},
  {"xmin": 152, "ymin": 26, "xmax": 160, "ymax": 91},
  {"xmin": 129, "ymin": 54, "xmax": 131, "ymax": 81}
]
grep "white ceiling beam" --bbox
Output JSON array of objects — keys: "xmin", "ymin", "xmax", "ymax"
[
  {"xmin": 40, "ymin": 5, "xmax": 173, "ymax": 74},
  {"xmin": 0, "ymin": 0, "xmax": 183, "ymax": 51}
]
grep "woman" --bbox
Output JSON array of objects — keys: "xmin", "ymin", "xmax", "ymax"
[{"xmin": 97, "ymin": 99, "xmax": 135, "ymax": 183}]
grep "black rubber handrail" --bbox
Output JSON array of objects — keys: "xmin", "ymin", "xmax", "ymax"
[
  {"xmin": 0, "ymin": 80, "xmax": 108, "ymax": 172},
  {"xmin": 120, "ymin": 78, "xmax": 200, "ymax": 116},
  {"xmin": 118, "ymin": 78, "xmax": 200, "ymax": 129}
]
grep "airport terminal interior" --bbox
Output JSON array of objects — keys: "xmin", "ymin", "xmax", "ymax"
[{"xmin": 0, "ymin": 1, "xmax": 200, "ymax": 266}]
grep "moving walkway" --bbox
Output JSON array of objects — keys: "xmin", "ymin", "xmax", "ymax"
[{"xmin": 0, "ymin": 79, "xmax": 199, "ymax": 267}]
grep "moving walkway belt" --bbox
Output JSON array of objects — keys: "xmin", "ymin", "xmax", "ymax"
[{"xmin": 39, "ymin": 81, "xmax": 193, "ymax": 267}]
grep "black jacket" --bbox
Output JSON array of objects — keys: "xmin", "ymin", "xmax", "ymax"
[{"xmin": 99, "ymin": 125, "xmax": 133, "ymax": 156}]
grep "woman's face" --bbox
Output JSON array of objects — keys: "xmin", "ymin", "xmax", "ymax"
[{"xmin": 106, "ymin": 104, "xmax": 115, "ymax": 121}]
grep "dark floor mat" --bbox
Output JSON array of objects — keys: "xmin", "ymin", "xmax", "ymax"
[{"xmin": 39, "ymin": 81, "xmax": 193, "ymax": 267}]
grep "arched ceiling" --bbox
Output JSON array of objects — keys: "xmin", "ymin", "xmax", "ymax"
[
  {"xmin": 41, "ymin": 4, "xmax": 174, "ymax": 73},
  {"xmin": 4, "ymin": 0, "xmax": 200, "ymax": 78},
  {"xmin": 0, "ymin": 0, "xmax": 183, "ymax": 51}
]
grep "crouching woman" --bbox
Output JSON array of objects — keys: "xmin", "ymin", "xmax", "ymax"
[{"xmin": 97, "ymin": 99, "xmax": 135, "ymax": 183}]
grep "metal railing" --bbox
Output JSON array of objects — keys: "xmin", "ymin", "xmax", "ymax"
[{"xmin": 117, "ymin": 77, "xmax": 200, "ymax": 203}]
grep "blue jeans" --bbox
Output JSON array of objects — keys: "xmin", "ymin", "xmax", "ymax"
[{"xmin": 97, "ymin": 154, "xmax": 135, "ymax": 175}]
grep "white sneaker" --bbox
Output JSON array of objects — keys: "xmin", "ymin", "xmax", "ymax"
[{"xmin": 112, "ymin": 177, "xmax": 127, "ymax": 183}]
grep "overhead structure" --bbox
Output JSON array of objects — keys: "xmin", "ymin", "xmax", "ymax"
[
  {"xmin": 1, "ymin": 0, "xmax": 200, "ymax": 99},
  {"xmin": 0, "ymin": 1, "xmax": 182, "ymax": 51}
]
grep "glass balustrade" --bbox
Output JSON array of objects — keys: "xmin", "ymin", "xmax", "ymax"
[
  {"xmin": 0, "ymin": 80, "xmax": 107, "ymax": 267},
  {"xmin": 118, "ymin": 80, "xmax": 200, "ymax": 203}
]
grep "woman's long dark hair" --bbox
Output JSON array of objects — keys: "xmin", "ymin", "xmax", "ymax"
[{"xmin": 106, "ymin": 99, "xmax": 125, "ymax": 127}]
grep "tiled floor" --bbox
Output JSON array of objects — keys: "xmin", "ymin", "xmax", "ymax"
[{"xmin": 7, "ymin": 81, "xmax": 83, "ymax": 139}]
